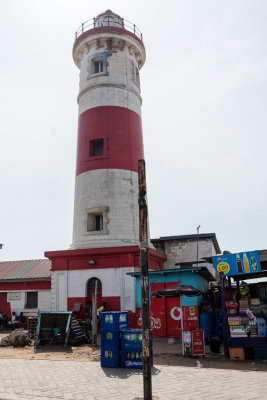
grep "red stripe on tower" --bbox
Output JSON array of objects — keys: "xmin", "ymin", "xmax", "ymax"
[{"xmin": 76, "ymin": 106, "xmax": 144, "ymax": 176}]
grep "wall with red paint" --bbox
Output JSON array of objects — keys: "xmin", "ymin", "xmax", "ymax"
[
  {"xmin": 76, "ymin": 106, "xmax": 144, "ymax": 176},
  {"xmin": 0, "ymin": 293, "xmax": 11, "ymax": 317},
  {"xmin": 46, "ymin": 246, "xmax": 166, "ymax": 272},
  {"xmin": 0, "ymin": 281, "xmax": 50, "ymax": 291}
]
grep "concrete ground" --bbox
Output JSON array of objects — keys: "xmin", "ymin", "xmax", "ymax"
[{"xmin": 0, "ymin": 357, "xmax": 266, "ymax": 400}]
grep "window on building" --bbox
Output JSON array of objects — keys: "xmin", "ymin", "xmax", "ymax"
[
  {"xmin": 25, "ymin": 292, "xmax": 38, "ymax": 308},
  {"xmin": 135, "ymin": 68, "xmax": 140, "ymax": 86},
  {"xmin": 87, "ymin": 213, "xmax": 103, "ymax": 232},
  {"xmin": 87, "ymin": 52, "xmax": 108, "ymax": 80},
  {"xmin": 93, "ymin": 59, "xmax": 103, "ymax": 74},
  {"xmin": 89, "ymin": 139, "xmax": 104, "ymax": 157}
]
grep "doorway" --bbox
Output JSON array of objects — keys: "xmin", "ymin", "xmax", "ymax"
[{"xmin": 87, "ymin": 278, "xmax": 102, "ymax": 309}]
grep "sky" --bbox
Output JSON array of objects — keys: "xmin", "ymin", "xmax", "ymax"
[{"xmin": 0, "ymin": 0, "xmax": 267, "ymax": 261}]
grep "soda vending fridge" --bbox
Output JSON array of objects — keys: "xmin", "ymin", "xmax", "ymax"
[{"xmin": 183, "ymin": 329, "xmax": 205, "ymax": 357}]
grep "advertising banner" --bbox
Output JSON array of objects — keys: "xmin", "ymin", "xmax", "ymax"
[{"xmin": 212, "ymin": 251, "xmax": 261, "ymax": 277}]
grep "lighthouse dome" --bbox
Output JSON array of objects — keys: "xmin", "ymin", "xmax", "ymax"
[{"xmin": 95, "ymin": 10, "xmax": 123, "ymax": 28}]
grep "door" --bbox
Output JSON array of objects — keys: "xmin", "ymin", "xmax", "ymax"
[
  {"xmin": 87, "ymin": 278, "xmax": 102, "ymax": 309},
  {"xmin": 0, "ymin": 293, "xmax": 11, "ymax": 317},
  {"xmin": 165, "ymin": 282, "xmax": 181, "ymax": 338},
  {"xmin": 150, "ymin": 283, "xmax": 166, "ymax": 337}
]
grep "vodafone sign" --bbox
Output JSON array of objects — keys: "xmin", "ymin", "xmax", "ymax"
[{"xmin": 170, "ymin": 307, "xmax": 182, "ymax": 320}]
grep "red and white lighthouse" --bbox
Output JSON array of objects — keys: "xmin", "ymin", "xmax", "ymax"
[
  {"xmin": 45, "ymin": 11, "xmax": 166, "ymax": 323},
  {"xmin": 71, "ymin": 10, "xmax": 146, "ymax": 250}
]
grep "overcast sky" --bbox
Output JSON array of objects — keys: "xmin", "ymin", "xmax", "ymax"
[{"xmin": 0, "ymin": 0, "xmax": 267, "ymax": 261}]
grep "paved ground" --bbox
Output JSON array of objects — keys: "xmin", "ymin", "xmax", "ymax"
[{"xmin": 0, "ymin": 359, "xmax": 266, "ymax": 400}]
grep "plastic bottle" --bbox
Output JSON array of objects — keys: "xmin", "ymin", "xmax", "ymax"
[
  {"xmin": 243, "ymin": 253, "xmax": 250, "ymax": 273},
  {"xmin": 236, "ymin": 254, "xmax": 243, "ymax": 274},
  {"xmin": 250, "ymin": 252, "xmax": 258, "ymax": 273}
]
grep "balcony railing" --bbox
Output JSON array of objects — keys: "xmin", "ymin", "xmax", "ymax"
[{"xmin": 74, "ymin": 17, "xmax": 143, "ymax": 42}]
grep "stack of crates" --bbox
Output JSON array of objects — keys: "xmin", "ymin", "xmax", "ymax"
[
  {"xmin": 101, "ymin": 311, "xmax": 128, "ymax": 368},
  {"xmin": 121, "ymin": 329, "xmax": 153, "ymax": 369}
]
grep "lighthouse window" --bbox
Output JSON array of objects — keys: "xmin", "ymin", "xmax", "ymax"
[
  {"xmin": 89, "ymin": 139, "xmax": 104, "ymax": 157},
  {"xmin": 94, "ymin": 60, "xmax": 104, "ymax": 74},
  {"xmin": 135, "ymin": 68, "xmax": 140, "ymax": 86},
  {"xmin": 88, "ymin": 52, "xmax": 109, "ymax": 79},
  {"xmin": 87, "ymin": 213, "xmax": 103, "ymax": 232}
]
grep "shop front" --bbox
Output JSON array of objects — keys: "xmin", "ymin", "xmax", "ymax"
[
  {"xmin": 128, "ymin": 268, "xmax": 210, "ymax": 338},
  {"xmin": 213, "ymin": 250, "xmax": 267, "ymax": 360}
]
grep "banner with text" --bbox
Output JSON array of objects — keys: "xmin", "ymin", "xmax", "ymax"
[{"xmin": 212, "ymin": 251, "xmax": 261, "ymax": 277}]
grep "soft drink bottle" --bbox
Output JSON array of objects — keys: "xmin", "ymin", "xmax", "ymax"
[
  {"xmin": 236, "ymin": 254, "xmax": 243, "ymax": 274},
  {"xmin": 135, "ymin": 352, "xmax": 139, "ymax": 360},
  {"xmin": 250, "ymin": 252, "xmax": 258, "ymax": 272},
  {"xmin": 131, "ymin": 352, "xmax": 135, "ymax": 359},
  {"xmin": 243, "ymin": 253, "xmax": 250, "ymax": 273},
  {"xmin": 127, "ymin": 352, "xmax": 131, "ymax": 359},
  {"xmin": 110, "ymin": 315, "xmax": 113, "ymax": 323}
]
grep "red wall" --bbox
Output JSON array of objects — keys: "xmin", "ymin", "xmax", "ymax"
[
  {"xmin": 0, "ymin": 293, "xmax": 11, "ymax": 317},
  {"xmin": 76, "ymin": 106, "xmax": 144, "ymax": 176},
  {"xmin": 0, "ymin": 281, "xmax": 50, "ymax": 291},
  {"xmin": 46, "ymin": 246, "xmax": 166, "ymax": 272}
]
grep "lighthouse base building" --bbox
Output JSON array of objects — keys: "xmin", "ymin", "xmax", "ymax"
[{"xmin": 44, "ymin": 247, "xmax": 166, "ymax": 325}]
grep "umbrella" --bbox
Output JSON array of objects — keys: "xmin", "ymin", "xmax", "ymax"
[{"xmin": 151, "ymin": 284, "xmax": 202, "ymax": 298}]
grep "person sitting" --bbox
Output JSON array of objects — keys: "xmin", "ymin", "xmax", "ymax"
[
  {"xmin": 0, "ymin": 312, "xmax": 3, "ymax": 330},
  {"xmin": 1, "ymin": 313, "xmax": 9, "ymax": 330},
  {"xmin": 17, "ymin": 312, "xmax": 24, "ymax": 327},
  {"xmin": 8, "ymin": 312, "xmax": 17, "ymax": 329}
]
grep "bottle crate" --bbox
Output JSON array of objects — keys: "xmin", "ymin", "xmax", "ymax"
[
  {"xmin": 101, "ymin": 347, "xmax": 120, "ymax": 368},
  {"xmin": 121, "ymin": 329, "xmax": 153, "ymax": 351},
  {"xmin": 101, "ymin": 311, "xmax": 128, "ymax": 332},
  {"xmin": 101, "ymin": 330, "xmax": 120, "ymax": 349},
  {"xmin": 121, "ymin": 349, "xmax": 153, "ymax": 369}
]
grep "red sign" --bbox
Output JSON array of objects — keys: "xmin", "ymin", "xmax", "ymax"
[
  {"xmin": 183, "ymin": 330, "xmax": 205, "ymax": 357},
  {"xmin": 191, "ymin": 330, "xmax": 205, "ymax": 356}
]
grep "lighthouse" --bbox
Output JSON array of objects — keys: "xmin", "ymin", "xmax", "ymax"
[
  {"xmin": 45, "ymin": 11, "xmax": 166, "ymax": 321},
  {"xmin": 71, "ymin": 10, "xmax": 146, "ymax": 249}
]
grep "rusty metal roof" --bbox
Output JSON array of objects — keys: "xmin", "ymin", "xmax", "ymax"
[{"xmin": 0, "ymin": 259, "xmax": 51, "ymax": 281}]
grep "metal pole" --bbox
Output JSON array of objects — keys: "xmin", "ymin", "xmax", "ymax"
[
  {"xmin": 181, "ymin": 295, "xmax": 184, "ymax": 355},
  {"xmin": 196, "ymin": 225, "xmax": 200, "ymax": 271},
  {"xmin": 228, "ymin": 276, "xmax": 233, "ymax": 301},
  {"xmin": 92, "ymin": 280, "xmax": 98, "ymax": 345},
  {"xmin": 221, "ymin": 273, "xmax": 228, "ymax": 357},
  {"xmin": 138, "ymin": 159, "xmax": 152, "ymax": 400}
]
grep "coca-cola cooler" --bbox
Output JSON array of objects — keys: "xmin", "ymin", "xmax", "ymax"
[
  {"xmin": 183, "ymin": 306, "xmax": 199, "ymax": 331},
  {"xmin": 183, "ymin": 329, "xmax": 205, "ymax": 357}
]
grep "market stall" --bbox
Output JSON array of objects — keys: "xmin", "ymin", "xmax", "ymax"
[
  {"xmin": 213, "ymin": 250, "xmax": 267, "ymax": 360},
  {"xmin": 152, "ymin": 284, "xmax": 205, "ymax": 357}
]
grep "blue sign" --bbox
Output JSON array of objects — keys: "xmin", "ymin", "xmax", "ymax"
[{"xmin": 212, "ymin": 251, "xmax": 261, "ymax": 277}]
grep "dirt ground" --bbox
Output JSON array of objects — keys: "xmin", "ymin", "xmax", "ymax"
[{"xmin": 1, "ymin": 332, "xmax": 267, "ymax": 372}]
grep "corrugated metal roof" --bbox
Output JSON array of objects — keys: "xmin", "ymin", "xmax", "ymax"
[{"xmin": 0, "ymin": 259, "xmax": 51, "ymax": 280}]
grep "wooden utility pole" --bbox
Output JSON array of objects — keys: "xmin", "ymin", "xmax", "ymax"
[{"xmin": 138, "ymin": 159, "xmax": 152, "ymax": 400}]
